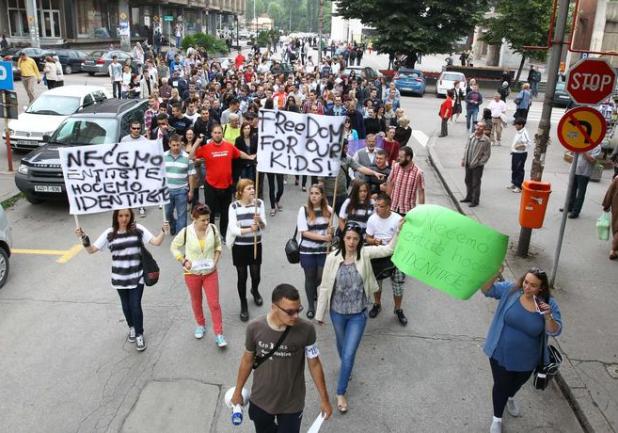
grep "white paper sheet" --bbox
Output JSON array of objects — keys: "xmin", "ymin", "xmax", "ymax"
[{"xmin": 306, "ymin": 413, "xmax": 325, "ymax": 433}]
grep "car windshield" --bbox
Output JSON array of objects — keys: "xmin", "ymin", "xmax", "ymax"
[
  {"xmin": 50, "ymin": 118, "xmax": 118, "ymax": 146},
  {"xmin": 399, "ymin": 70, "xmax": 421, "ymax": 78},
  {"xmin": 443, "ymin": 73, "xmax": 464, "ymax": 81},
  {"xmin": 89, "ymin": 50, "xmax": 105, "ymax": 58},
  {"xmin": 26, "ymin": 95, "xmax": 82, "ymax": 116}
]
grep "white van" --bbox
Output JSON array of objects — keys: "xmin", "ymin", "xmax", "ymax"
[{"xmin": 437, "ymin": 71, "xmax": 467, "ymax": 97}]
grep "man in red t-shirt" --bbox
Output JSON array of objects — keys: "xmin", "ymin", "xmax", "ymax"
[
  {"xmin": 191, "ymin": 124, "xmax": 255, "ymax": 237},
  {"xmin": 235, "ymin": 52, "xmax": 246, "ymax": 69}
]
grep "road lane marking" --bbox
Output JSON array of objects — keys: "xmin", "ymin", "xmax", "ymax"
[
  {"xmin": 412, "ymin": 130, "xmax": 429, "ymax": 148},
  {"xmin": 11, "ymin": 244, "xmax": 82, "ymax": 264}
]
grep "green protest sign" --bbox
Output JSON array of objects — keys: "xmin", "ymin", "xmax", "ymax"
[{"xmin": 392, "ymin": 204, "xmax": 508, "ymax": 300}]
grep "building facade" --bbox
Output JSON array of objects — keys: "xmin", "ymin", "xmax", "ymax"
[{"xmin": 0, "ymin": 0, "xmax": 245, "ymax": 48}]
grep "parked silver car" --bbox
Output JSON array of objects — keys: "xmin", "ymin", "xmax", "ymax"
[
  {"xmin": 81, "ymin": 50, "xmax": 136, "ymax": 76},
  {"xmin": 0, "ymin": 206, "xmax": 12, "ymax": 289}
]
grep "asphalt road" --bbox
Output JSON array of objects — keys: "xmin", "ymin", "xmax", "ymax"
[{"xmin": 0, "ymin": 81, "xmax": 586, "ymax": 433}]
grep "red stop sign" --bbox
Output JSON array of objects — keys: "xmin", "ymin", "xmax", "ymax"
[{"xmin": 566, "ymin": 59, "xmax": 616, "ymax": 105}]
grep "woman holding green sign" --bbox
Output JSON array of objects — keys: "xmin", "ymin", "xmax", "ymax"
[
  {"xmin": 315, "ymin": 221, "xmax": 401, "ymax": 413},
  {"xmin": 480, "ymin": 267, "xmax": 563, "ymax": 433}
]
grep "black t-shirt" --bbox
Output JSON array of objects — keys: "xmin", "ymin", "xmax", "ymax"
[{"xmin": 169, "ymin": 115, "xmax": 193, "ymax": 138}]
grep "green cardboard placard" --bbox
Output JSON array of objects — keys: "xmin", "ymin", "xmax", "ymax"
[{"xmin": 392, "ymin": 204, "xmax": 508, "ymax": 300}]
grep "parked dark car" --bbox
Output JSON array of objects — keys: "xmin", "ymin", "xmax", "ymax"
[
  {"xmin": 1, "ymin": 47, "xmax": 48, "ymax": 71},
  {"xmin": 553, "ymin": 81, "xmax": 572, "ymax": 107},
  {"xmin": 38, "ymin": 49, "xmax": 89, "ymax": 74},
  {"xmin": 15, "ymin": 99, "xmax": 148, "ymax": 204},
  {"xmin": 80, "ymin": 50, "xmax": 136, "ymax": 76}
]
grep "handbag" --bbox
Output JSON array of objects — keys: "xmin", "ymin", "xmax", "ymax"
[
  {"xmin": 285, "ymin": 225, "xmax": 300, "ymax": 264},
  {"xmin": 596, "ymin": 212, "xmax": 610, "ymax": 241},
  {"xmin": 137, "ymin": 230, "xmax": 160, "ymax": 286},
  {"xmin": 533, "ymin": 320, "xmax": 563, "ymax": 390},
  {"xmin": 252, "ymin": 326, "xmax": 290, "ymax": 369},
  {"xmin": 371, "ymin": 255, "xmax": 396, "ymax": 280}
]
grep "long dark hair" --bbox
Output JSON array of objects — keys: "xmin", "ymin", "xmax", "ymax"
[
  {"xmin": 305, "ymin": 184, "xmax": 331, "ymax": 221},
  {"xmin": 335, "ymin": 223, "xmax": 363, "ymax": 260},
  {"xmin": 107, "ymin": 208, "xmax": 136, "ymax": 241},
  {"xmin": 346, "ymin": 179, "xmax": 370, "ymax": 215}
]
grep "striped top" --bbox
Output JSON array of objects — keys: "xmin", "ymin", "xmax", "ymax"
[
  {"xmin": 228, "ymin": 199, "xmax": 267, "ymax": 246},
  {"xmin": 164, "ymin": 150, "xmax": 196, "ymax": 190},
  {"xmin": 93, "ymin": 224, "xmax": 154, "ymax": 289},
  {"xmin": 297, "ymin": 206, "xmax": 332, "ymax": 255},
  {"xmin": 338, "ymin": 198, "xmax": 374, "ymax": 231}
]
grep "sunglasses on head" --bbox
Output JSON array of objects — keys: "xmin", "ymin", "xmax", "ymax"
[
  {"xmin": 275, "ymin": 303, "xmax": 304, "ymax": 317},
  {"xmin": 528, "ymin": 267, "xmax": 547, "ymax": 278}
]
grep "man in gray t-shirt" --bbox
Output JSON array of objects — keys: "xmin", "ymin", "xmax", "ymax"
[
  {"xmin": 231, "ymin": 284, "xmax": 332, "ymax": 433},
  {"xmin": 565, "ymin": 144, "xmax": 601, "ymax": 218}
]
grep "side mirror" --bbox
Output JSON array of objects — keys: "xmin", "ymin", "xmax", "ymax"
[{"xmin": 42, "ymin": 134, "xmax": 50, "ymax": 142}]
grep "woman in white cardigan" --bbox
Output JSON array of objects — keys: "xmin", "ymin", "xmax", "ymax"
[
  {"xmin": 226, "ymin": 179, "xmax": 267, "ymax": 322},
  {"xmin": 316, "ymin": 221, "xmax": 402, "ymax": 413}
]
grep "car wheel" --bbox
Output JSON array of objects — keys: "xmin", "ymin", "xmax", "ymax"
[
  {"xmin": 64, "ymin": 65, "xmax": 72, "ymax": 74},
  {"xmin": 87, "ymin": 72, "xmax": 95, "ymax": 76},
  {"xmin": 25, "ymin": 195, "xmax": 43, "ymax": 204},
  {"xmin": 0, "ymin": 247, "xmax": 9, "ymax": 289}
]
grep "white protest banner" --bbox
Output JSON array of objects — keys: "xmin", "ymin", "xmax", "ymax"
[
  {"xmin": 257, "ymin": 109, "xmax": 345, "ymax": 176},
  {"xmin": 59, "ymin": 140, "xmax": 169, "ymax": 215}
]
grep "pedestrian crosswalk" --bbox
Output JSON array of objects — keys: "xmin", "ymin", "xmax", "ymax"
[{"xmin": 513, "ymin": 102, "xmax": 566, "ymax": 125}]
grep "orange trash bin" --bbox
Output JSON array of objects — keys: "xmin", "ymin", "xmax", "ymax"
[{"xmin": 519, "ymin": 180, "xmax": 552, "ymax": 229}]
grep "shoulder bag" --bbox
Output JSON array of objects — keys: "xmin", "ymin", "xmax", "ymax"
[
  {"xmin": 252, "ymin": 326, "xmax": 290, "ymax": 369},
  {"xmin": 285, "ymin": 207, "xmax": 305, "ymax": 264},
  {"xmin": 137, "ymin": 230, "xmax": 160, "ymax": 286},
  {"xmin": 532, "ymin": 320, "xmax": 563, "ymax": 390}
]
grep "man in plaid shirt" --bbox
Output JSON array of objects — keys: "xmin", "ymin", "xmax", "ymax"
[
  {"xmin": 144, "ymin": 96, "xmax": 159, "ymax": 137},
  {"xmin": 387, "ymin": 146, "xmax": 425, "ymax": 216}
]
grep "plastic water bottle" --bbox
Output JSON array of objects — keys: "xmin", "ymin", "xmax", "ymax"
[{"xmin": 231, "ymin": 404, "xmax": 243, "ymax": 426}]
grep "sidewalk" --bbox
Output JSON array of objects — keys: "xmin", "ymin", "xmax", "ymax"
[{"xmin": 426, "ymin": 103, "xmax": 618, "ymax": 433}]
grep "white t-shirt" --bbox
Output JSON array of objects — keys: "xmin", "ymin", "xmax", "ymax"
[{"xmin": 366, "ymin": 212, "xmax": 402, "ymax": 243}]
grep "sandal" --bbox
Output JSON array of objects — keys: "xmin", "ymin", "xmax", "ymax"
[
  {"xmin": 336, "ymin": 395, "xmax": 348, "ymax": 414},
  {"xmin": 270, "ymin": 209, "xmax": 276, "ymax": 217},
  {"xmin": 610, "ymin": 251, "xmax": 618, "ymax": 260}
]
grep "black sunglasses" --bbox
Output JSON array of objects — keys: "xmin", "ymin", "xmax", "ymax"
[
  {"xmin": 275, "ymin": 303, "xmax": 304, "ymax": 317},
  {"xmin": 130, "ymin": 126, "xmax": 141, "ymax": 130}
]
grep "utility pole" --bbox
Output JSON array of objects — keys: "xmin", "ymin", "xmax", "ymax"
[
  {"xmin": 25, "ymin": 0, "xmax": 40, "ymax": 48},
  {"xmin": 318, "ymin": 0, "xmax": 324, "ymax": 63},
  {"xmin": 516, "ymin": 0, "xmax": 571, "ymax": 257}
]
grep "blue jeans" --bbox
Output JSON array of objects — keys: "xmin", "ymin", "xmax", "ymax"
[
  {"xmin": 466, "ymin": 107, "xmax": 479, "ymax": 132},
  {"xmin": 330, "ymin": 309, "xmax": 367, "ymax": 395},
  {"xmin": 165, "ymin": 187, "xmax": 188, "ymax": 235}
]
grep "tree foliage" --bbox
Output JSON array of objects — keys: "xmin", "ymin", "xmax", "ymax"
[
  {"xmin": 182, "ymin": 33, "xmax": 229, "ymax": 54},
  {"xmin": 245, "ymin": 0, "xmax": 332, "ymax": 33},
  {"xmin": 482, "ymin": 0, "xmax": 551, "ymax": 62},
  {"xmin": 335, "ymin": 0, "xmax": 488, "ymax": 58}
]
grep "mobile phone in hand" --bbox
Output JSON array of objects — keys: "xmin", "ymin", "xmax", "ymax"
[{"xmin": 533, "ymin": 295, "xmax": 548, "ymax": 315}]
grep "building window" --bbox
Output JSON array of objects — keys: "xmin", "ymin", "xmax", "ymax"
[
  {"xmin": 37, "ymin": 0, "xmax": 62, "ymax": 38},
  {"xmin": 8, "ymin": 0, "xmax": 29, "ymax": 37},
  {"xmin": 76, "ymin": 0, "xmax": 119, "ymax": 38}
]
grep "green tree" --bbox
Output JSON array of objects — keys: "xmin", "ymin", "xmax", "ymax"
[
  {"xmin": 335, "ymin": 0, "xmax": 489, "ymax": 68},
  {"xmin": 482, "ymin": 0, "xmax": 552, "ymax": 81}
]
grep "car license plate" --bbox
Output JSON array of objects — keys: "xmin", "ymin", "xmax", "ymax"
[
  {"xmin": 402, "ymin": 88, "xmax": 413, "ymax": 91},
  {"xmin": 14, "ymin": 139, "xmax": 38, "ymax": 146},
  {"xmin": 34, "ymin": 185, "xmax": 62, "ymax": 193}
]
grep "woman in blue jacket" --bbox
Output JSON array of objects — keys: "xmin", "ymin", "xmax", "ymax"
[{"xmin": 480, "ymin": 267, "xmax": 563, "ymax": 433}]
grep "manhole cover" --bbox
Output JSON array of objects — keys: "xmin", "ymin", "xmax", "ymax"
[{"xmin": 606, "ymin": 364, "xmax": 618, "ymax": 379}]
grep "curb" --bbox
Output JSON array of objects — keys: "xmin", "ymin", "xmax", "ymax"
[{"xmin": 425, "ymin": 132, "xmax": 607, "ymax": 433}]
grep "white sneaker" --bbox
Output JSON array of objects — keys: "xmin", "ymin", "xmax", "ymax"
[
  {"xmin": 490, "ymin": 419, "xmax": 502, "ymax": 433},
  {"xmin": 506, "ymin": 184, "xmax": 515, "ymax": 190},
  {"xmin": 506, "ymin": 397, "xmax": 521, "ymax": 417},
  {"xmin": 194, "ymin": 326, "xmax": 205, "ymax": 339},
  {"xmin": 127, "ymin": 327, "xmax": 136, "ymax": 343},
  {"xmin": 136, "ymin": 335, "xmax": 147, "ymax": 352},
  {"xmin": 511, "ymin": 187, "xmax": 521, "ymax": 193},
  {"xmin": 215, "ymin": 334, "xmax": 228, "ymax": 348}
]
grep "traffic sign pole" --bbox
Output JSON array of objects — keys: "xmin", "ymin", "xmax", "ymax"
[{"xmin": 549, "ymin": 153, "xmax": 579, "ymax": 287}]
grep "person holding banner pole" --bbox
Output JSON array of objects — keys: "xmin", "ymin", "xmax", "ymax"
[
  {"xmin": 170, "ymin": 204, "xmax": 228, "ymax": 347},
  {"xmin": 75, "ymin": 209, "xmax": 169, "ymax": 352},
  {"xmin": 316, "ymin": 221, "xmax": 402, "ymax": 412},
  {"xmin": 297, "ymin": 185, "xmax": 333, "ymax": 319},
  {"xmin": 227, "ymin": 179, "xmax": 267, "ymax": 322},
  {"xmin": 479, "ymin": 267, "xmax": 562, "ymax": 433}
]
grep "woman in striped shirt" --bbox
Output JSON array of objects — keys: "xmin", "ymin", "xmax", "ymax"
[
  {"xmin": 76, "ymin": 209, "xmax": 168, "ymax": 352},
  {"xmin": 338, "ymin": 180, "xmax": 374, "ymax": 235},
  {"xmin": 297, "ymin": 184, "xmax": 333, "ymax": 319},
  {"xmin": 227, "ymin": 179, "xmax": 267, "ymax": 322}
]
